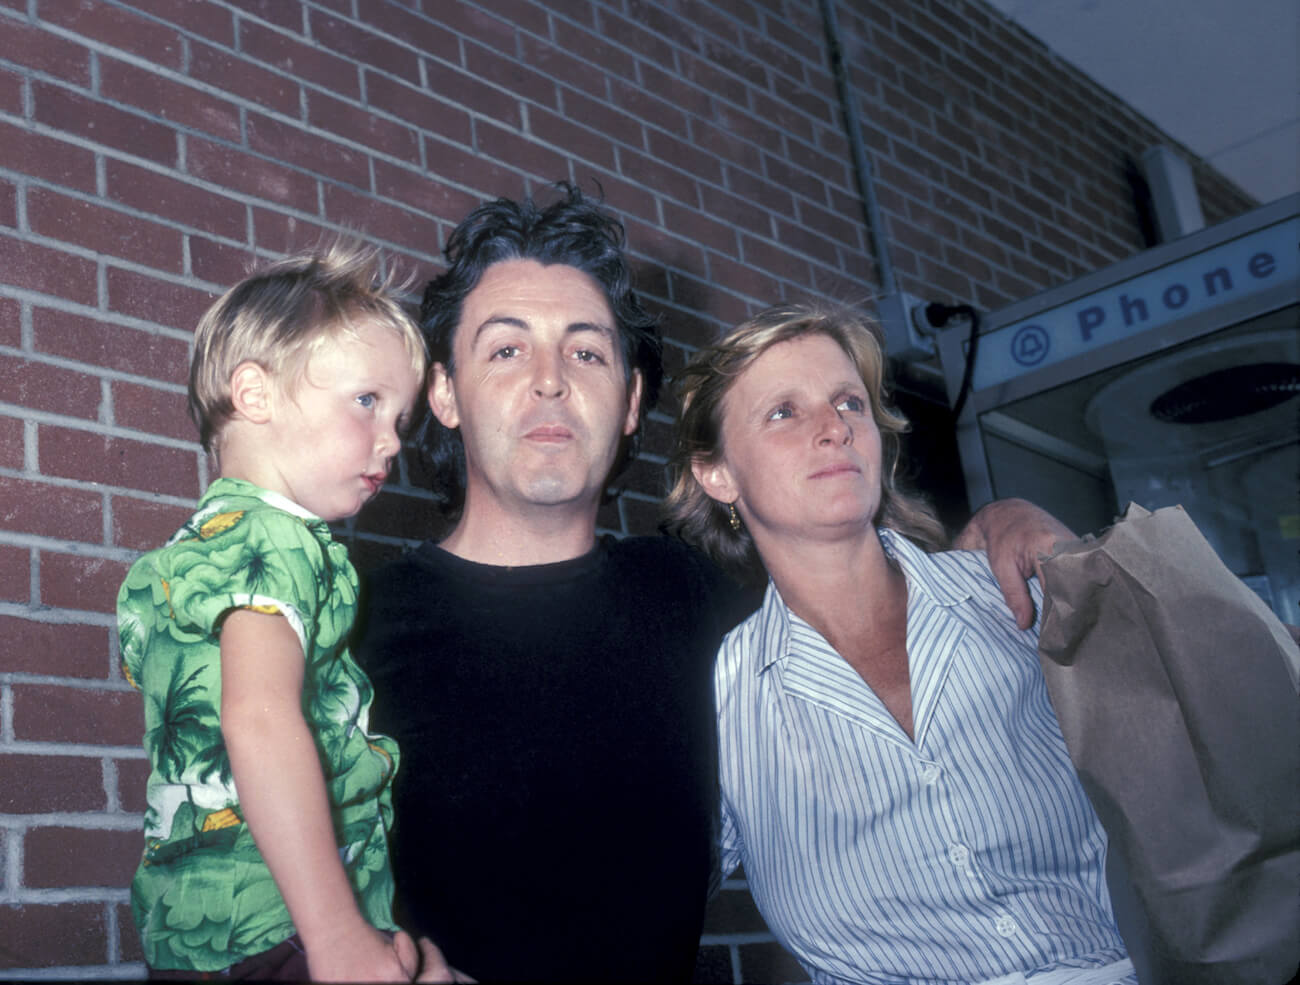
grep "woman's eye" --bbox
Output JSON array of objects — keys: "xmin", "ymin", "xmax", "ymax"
[
  {"xmin": 491, "ymin": 345, "xmax": 520, "ymax": 360},
  {"xmin": 767, "ymin": 404, "xmax": 794, "ymax": 421},
  {"xmin": 836, "ymin": 395, "xmax": 866, "ymax": 413},
  {"xmin": 574, "ymin": 349, "xmax": 605, "ymax": 364}
]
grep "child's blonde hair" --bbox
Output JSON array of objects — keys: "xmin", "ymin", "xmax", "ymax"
[{"xmin": 188, "ymin": 238, "xmax": 427, "ymax": 453}]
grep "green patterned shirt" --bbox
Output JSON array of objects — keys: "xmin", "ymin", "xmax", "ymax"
[{"xmin": 117, "ymin": 477, "xmax": 400, "ymax": 971}]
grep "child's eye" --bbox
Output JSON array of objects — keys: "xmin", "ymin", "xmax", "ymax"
[{"xmin": 356, "ymin": 393, "xmax": 376, "ymax": 409}]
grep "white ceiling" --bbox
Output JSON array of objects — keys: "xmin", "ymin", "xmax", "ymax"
[{"xmin": 985, "ymin": 0, "xmax": 1299, "ymax": 206}]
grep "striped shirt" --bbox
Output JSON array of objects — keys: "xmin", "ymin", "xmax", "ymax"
[{"xmin": 715, "ymin": 529, "xmax": 1132, "ymax": 985}]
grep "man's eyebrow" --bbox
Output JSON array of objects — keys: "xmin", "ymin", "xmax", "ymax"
[{"xmin": 470, "ymin": 316, "xmax": 616, "ymax": 347}]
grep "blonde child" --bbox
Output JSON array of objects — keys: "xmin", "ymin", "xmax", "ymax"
[{"xmin": 117, "ymin": 242, "xmax": 439, "ymax": 980}]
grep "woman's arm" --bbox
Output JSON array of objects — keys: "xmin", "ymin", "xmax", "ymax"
[
  {"xmin": 221, "ymin": 609, "xmax": 415, "ymax": 983},
  {"xmin": 953, "ymin": 498, "xmax": 1077, "ymax": 630}
]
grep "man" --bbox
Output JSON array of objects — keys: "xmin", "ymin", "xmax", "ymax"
[{"xmin": 355, "ymin": 184, "xmax": 1064, "ymax": 983}]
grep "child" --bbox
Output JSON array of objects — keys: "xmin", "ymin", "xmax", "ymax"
[{"xmin": 117, "ymin": 241, "xmax": 430, "ymax": 980}]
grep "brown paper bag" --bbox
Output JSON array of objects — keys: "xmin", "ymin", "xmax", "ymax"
[{"xmin": 1038, "ymin": 503, "xmax": 1300, "ymax": 985}]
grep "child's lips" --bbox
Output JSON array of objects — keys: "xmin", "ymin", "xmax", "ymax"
[{"xmin": 363, "ymin": 474, "xmax": 385, "ymax": 496}]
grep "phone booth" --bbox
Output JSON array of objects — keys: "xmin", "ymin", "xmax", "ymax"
[{"xmin": 937, "ymin": 195, "xmax": 1299, "ymax": 625}]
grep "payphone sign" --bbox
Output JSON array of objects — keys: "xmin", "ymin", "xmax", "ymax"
[{"xmin": 973, "ymin": 217, "xmax": 1299, "ymax": 391}]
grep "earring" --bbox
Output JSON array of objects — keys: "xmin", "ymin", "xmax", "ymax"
[{"xmin": 728, "ymin": 502, "xmax": 742, "ymax": 532}]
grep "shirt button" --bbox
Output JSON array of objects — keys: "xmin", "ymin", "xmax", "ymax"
[
  {"xmin": 920, "ymin": 763, "xmax": 941, "ymax": 785},
  {"xmin": 995, "ymin": 915, "xmax": 1018, "ymax": 937},
  {"xmin": 948, "ymin": 844, "xmax": 969, "ymax": 867}
]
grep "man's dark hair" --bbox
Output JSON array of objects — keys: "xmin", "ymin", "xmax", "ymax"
[{"xmin": 418, "ymin": 182, "xmax": 663, "ymax": 521}]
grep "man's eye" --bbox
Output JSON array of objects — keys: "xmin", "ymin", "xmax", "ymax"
[
  {"xmin": 356, "ymin": 393, "xmax": 376, "ymax": 409},
  {"xmin": 574, "ymin": 349, "xmax": 606, "ymax": 364},
  {"xmin": 491, "ymin": 345, "xmax": 519, "ymax": 360}
]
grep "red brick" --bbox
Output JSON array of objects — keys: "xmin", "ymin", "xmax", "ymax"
[
  {"xmin": 33, "ymin": 84, "xmax": 177, "ymax": 167},
  {"xmin": 306, "ymin": 90, "xmax": 420, "ymax": 166},
  {"xmin": 251, "ymin": 208, "xmax": 335, "ymax": 256},
  {"xmin": 647, "ymin": 129, "xmax": 724, "ymax": 186},
  {"xmin": 0, "ymin": 294, "xmax": 18, "ymax": 347},
  {"xmin": 0, "ymin": 415, "xmax": 23, "ymax": 469},
  {"xmin": 555, "ymin": 88, "xmax": 643, "ymax": 150},
  {"xmin": 42, "ymin": 0, "xmax": 183, "ymax": 67},
  {"xmin": 0, "ymin": 475, "xmax": 103, "ymax": 541},
  {"xmin": 238, "ymin": 19, "xmax": 360, "ymax": 99},
  {"xmin": 100, "ymin": 57, "xmax": 241, "ymax": 143},
  {"xmin": 116, "ymin": 0, "xmax": 235, "ymax": 44},
  {"xmin": 38, "ymin": 552, "xmax": 133, "ymax": 616},
  {"xmin": 118, "ymin": 901, "xmax": 144, "ymax": 962},
  {"xmin": 357, "ymin": 72, "xmax": 471, "ymax": 147},
  {"xmin": 0, "ymin": 354, "xmax": 100, "ymax": 420},
  {"xmin": 116, "ymin": 756, "xmax": 152, "ymax": 814},
  {"xmin": 105, "ymin": 267, "xmax": 216, "ymax": 333},
  {"xmin": 549, "ymin": 21, "xmax": 640, "ymax": 84},
  {"xmin": 311, "ymin": 11, "xmax": 420, "ymax": 83},
  {"xmin": 464, "ymin": 42, "xmax": 559, "ymax": 110},
  {"xmin": 189, "ymin": 40, "xmax": 300, "ymax": 116},
  {"xmin": 321, "ymin": 184, "xmax": 440, "ymax": 257},
  {"xmin": 39, "ymin": 426, "xmax": 199, "ymax": 499},
  {"xmin": 426, "ymin": 2, "xmax": 521, "ymax": 53},
  {"xmin": 248, "ymin": 111, "xmax": 371, "ymax": 189},
  {"xmin": 422, "ymin": 59, "xmax": 522, "ymax": 129},
  {"xmin": 227, "ymin": 0, "xmax": 305, "ymax": 33},
  {"xmin": 112, "ymin": 380, "xmax": 193, "ymax": 443},
  {"xmin": 0, "ymin": 616, "xmax": 111, "ymax": 679},
  {"xmin": 0, "ymin": 752, "xmax": 107, "ymax": 812},
  {"xmin": 356, "ymin": 2, "xmax": 459, "ymax": 64},
  {"xmin": 186, "ymin": 136, "xmax": 320, "ymax": 215},
  {"xmin": 26, "ymin": 186, "xmax": 185, "ymax": 273},
  {"xmin": 0, "ymin": 175, "xmax": 16, "ymax": 228},
  {"xmin": 372, "ymin": 161, "xmax": 480, "ymax": 227},
  {"xmin": 0, "ymin": 902, "xmax": 108, "ymax": 968},
  {"xmin": 0, "ymin": 544, "xmax": 28, "ymax": 603},
  {"xmin": 32, "ymin": 308, "xmax": 189, "ymax": 386},
  {"xmin": 618, "ymin": 148, "xmax": 701, "ymax": 207},
  {"xmin": 105, "ymin": 159, "xmax": 247, "ymax": 241},
  {"xmin": 609, "ymin": 77, "xmax": 689, "ymax": 141},
  {"xmin": 190, "ymin": 236, "xmax": 258, "ymax": 289},
  {"xmin": 13, "ymin": 684, "xmax": 142, "ymax": 747},
  {"xmin": 0, "ymin": 19, "xmax": 92, "ymax": 86},
  {"xmin": 528, "ymin": 107, "xmax": 616, "ymax": 172},
  {"xmin": 0, "ymin": 233, "xmax": 98, "ymax": 305},
  {"xmin": 111, "ymin": 495, "xmax": 196, "ymax": 552},
  {"xmin": 475, "ymin": 122, "xmax": 569, "ymax": 185}
]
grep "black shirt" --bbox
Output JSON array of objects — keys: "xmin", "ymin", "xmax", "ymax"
[{"xmin": 355, "ymin": 535, "xmax": 756, "ymax": 983}]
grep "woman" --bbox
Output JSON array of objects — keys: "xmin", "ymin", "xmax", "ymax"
[{"xmin": 664, "ymin": 303, "xmax": 1134, "ymax": 985}]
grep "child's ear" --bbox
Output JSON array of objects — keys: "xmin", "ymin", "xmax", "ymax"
[{"xmin": 229, "ymin": 361, "xmax": 273, "ymax": 425}]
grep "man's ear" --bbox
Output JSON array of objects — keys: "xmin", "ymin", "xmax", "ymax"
[
  {"xmin": 621, "ymin": 369, "xmax": 644, "ymax": 437},
  {"xmin": 229, "ymin": 361, "xmax": 273, "ymax": 425},
  {"xmin": 427, "ymin": 362, "xmax": 460, "ymax": 429},
  {"xmin": 691, "ymin": 456, "xmax": 738, "ymax": 505}
]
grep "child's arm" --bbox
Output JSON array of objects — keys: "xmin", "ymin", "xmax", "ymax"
[{"xmin": 221, "ymin": 609, "xmax": 415, "ymax": 983}]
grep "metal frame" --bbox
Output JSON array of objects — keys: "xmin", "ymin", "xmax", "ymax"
[{"xmin": 938, "ymin": 194, "xmax": 1300, "ymax": 508}]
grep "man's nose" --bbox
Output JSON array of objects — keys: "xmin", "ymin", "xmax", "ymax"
[{"xmin": 531, "ymin": 349, "xmax": 569, "ymax": 398}]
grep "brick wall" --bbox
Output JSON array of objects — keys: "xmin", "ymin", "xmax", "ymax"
[{"xmin": 0, "ymin": 0, "xmax": 1252, "ymax": 979}]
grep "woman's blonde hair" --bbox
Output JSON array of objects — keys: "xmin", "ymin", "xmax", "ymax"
[
  {"xmin": 663, "ymin": 301, "xmax": 948, "ymax": 584},
  {"xmin": 188, "ymin": 237, "xmax": 427, "ymax": 453}
]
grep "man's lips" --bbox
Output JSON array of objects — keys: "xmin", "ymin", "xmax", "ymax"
[{"xmin": 523, "ymin": 424, "xmax": 574, "ymax": 442}]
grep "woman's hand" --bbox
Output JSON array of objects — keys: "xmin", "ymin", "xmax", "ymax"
[{"xmin": 954, "ymin": 498, "xmax": 1076, "ymax": 630}]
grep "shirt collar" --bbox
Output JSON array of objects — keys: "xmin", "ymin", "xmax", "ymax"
[
  {"xmin": 878, "ymin": 527, "xmax": 972, "ymax": 608},
  {"xmin": 200, "ymin": 476, "xmax": 329, "ymax": 532},
  {"xmin": 752, "ymin": 527, "xmax": 971, "ymax": 675}
]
